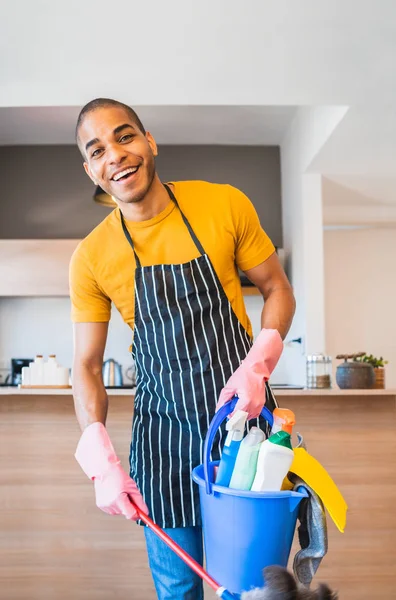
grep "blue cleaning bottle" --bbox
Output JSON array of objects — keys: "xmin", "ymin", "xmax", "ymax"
[{"xmin": 215, "ymin": 410, "xmax": 248, "ymax": 487}]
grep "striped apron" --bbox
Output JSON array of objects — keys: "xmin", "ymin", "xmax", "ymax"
[{"xmin": 120, "ymin": 184, "xmax": 277, "ymax": 529}]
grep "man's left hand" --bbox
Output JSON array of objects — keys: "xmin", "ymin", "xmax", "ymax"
[{"xmin": 216, "ymin": 328, "xmax": 283, "ymax": 419}]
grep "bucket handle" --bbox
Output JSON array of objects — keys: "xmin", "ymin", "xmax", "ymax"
[{"xmin": 203, "ymin": 395, "xmax": 274, "ymax": 495}]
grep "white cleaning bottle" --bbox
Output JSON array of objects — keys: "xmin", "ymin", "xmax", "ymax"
[
  {"xmin": 251, "ymin": 431, "xmax": 294, "ymax": 492},
  {"xmin": 229, "ymin": 426, "xmax": 265, "ymax": 490},
  {"xmin": 215, "ymin": 410, "xmax": 248, "ymax": 487}
]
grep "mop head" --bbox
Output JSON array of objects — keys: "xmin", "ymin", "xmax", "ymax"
[{"xmin": 241, "ymin": 566, "xmax": 338, "ymax": 600}]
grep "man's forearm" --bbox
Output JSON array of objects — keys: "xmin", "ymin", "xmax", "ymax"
[
  {"xmin": 260, "ymin": 287, "xmax": 296, "ymax": 340},
  {"xmin": 73, "ymin": 362, "xmax": 108, "ymax": 430}
]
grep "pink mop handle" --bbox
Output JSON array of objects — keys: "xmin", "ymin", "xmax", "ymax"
[{"xmin": 135, "ymin": 506, "xmax": 221, "ymax": 593}]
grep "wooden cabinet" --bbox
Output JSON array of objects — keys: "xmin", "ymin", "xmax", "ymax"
[
  {"xmin": 2, "ymin": 390, "xmax": 395, "ymax": 599},
  {"xmin": 0, "ymin": 240, "xmax": 80, "ymax": 296}
]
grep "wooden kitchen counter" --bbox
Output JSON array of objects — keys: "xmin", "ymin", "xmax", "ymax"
[{"xmin": 1, "ymin": 390, "xmax": 396, "ymax": 600}]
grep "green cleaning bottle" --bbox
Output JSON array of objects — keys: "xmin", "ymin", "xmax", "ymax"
[{"xmin": 229, "ymin": 426, "xmax": 265, "ymax": 490}]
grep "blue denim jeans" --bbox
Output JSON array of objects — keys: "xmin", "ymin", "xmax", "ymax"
[{"xmin": 144, "ymin": 525, "xmax": 204, "ymax": 600}]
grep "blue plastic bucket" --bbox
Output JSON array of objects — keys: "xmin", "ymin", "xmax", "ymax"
[{"xmin": 192, "ymin": 397, "xmax": 307, "ymax": 595}]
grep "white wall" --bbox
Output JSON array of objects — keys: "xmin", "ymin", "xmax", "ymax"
[
  {"xmin": 324, "ymin": 227, "xmax": 396, "ymax": 388},
  {"xmin": 280, "ymin": 107, "xmax": 348, "ymax": 384}
]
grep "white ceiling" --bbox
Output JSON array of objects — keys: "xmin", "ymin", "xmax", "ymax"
[
  {"xmin": 324, "ymin": 175, "xmax": 396, "ymax": 206},
  {"xmin": 1, "ymin": 0, "xmax": 396, "ymax": 210},
  {"xmin": 322, "ymin": 177, "xmax": 396, "ymax": 225},
  {"xmin": 309, "ymin": 108, "xmax": 396, "ymax": 177},
  {"xmin": 323, "ymin": 178, "xmax": 390, "ymax": 207},
  {"xmin": 0, "ymin": 106, "xmax": 296, "ymax": 146},
  {"xmin": 1, "ymin": 0, "xmax": 395, "ymax": 107},
  {"xmin": 309, "ymin": 107, "xmax": 396, "ymax": 208}
]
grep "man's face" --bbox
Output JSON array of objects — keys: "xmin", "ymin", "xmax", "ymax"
[{"xmin": 79, "ymin": 106, "xmax": 157, "ymax": 204}]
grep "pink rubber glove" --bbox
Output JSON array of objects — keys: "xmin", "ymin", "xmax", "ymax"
[
  {"xmin": 75, "ymin": 422, "xmax": 148, "ymax": 520},
  {"xmin": 216, "ymin": 328, "xmax": 283, "ymax": 419}
]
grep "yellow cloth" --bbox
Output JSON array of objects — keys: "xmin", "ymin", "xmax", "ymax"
[
  {"xmin": 69, "ymin": 180, "xmax": 275, "ymax": 337},
  {"xmin": 290, "ymin": 447, "xmax": 348, "ymax": 533}
]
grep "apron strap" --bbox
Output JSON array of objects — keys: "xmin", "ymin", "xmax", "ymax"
[
  {"xmin": 120, "ymin": 184, "xmax": 206, "ymax": 265},
  {"xmin": 164, "ymin": 184, "xmax": 206, "ymax": 256},
  {"xmin": 120, "ymin": 212, "xmax": 141, "ymax": 268}
]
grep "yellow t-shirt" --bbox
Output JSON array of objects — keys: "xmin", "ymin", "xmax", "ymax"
[{"xmin": 69, "ymin": 180, "xmax": 275, "ymax": 338}]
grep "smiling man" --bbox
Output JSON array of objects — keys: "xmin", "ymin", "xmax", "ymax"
[{"xmin": 70, "ymin": 98, "xmax": 295, "ymax": 600}]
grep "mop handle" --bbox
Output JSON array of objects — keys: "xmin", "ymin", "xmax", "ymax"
[{"xmin": 133, "ymin": 506, "xmax": 237, "ymax": 599}]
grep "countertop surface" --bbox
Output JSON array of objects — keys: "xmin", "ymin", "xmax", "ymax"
[{"xmin": 1, "ymin": 386, "xmax": 395, "ymax": 396}]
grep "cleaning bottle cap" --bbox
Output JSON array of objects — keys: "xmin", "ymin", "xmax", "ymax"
[
  {"xmin": 271, "ymin": 408, "xmax": 296, "ymax": 435},
  {"xmin": 226, "ymin": 410, "xmax": 248, "ymax": 431},
  {"xmin": 268, "ymin": 430, "xmax": 293, "ymax": 450},
  {"xmin": 242, "ymin": 426, "xmax": 265, "ymax": 447},
  {"xmin": 225, "ymin": 410, "xmax": 248, "ymax": 443}
]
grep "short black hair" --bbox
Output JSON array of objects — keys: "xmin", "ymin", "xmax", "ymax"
[{"xmin": 75, "ymin": 98, "xmax": 146, "ymax": 154}]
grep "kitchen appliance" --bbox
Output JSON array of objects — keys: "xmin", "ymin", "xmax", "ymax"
[
  {"xmin": 125, "ymin": 364, "xmax": 136, "ymax": 386},
  {"xmin": 102, "ymin": 359, "xmax": 123, "ymax": 387},
  {"xmin": 6, "ymin": 358, "xmax": 33, "ymax": 386}
]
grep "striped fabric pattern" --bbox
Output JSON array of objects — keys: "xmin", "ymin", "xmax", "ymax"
[{"xmin": 121, "ymin": 189, "xmax": 277, "ymax": 529}]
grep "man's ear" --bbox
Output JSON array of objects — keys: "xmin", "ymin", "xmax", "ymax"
[
  {"xmin": 83, "ymin": 161, "xmax": 98, "ymax": 185},
  {"xmin": 146, "ymin": 131, "xmax": 158, "ymax": 157}
]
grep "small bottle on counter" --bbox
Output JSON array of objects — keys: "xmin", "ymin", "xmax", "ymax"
[
  {"xmin": 29, "ymin": 355, "xmax": 44, "ymax": 386},
  {"xmin": 44, "ymin": 355, "xmax": 58, "ymax": 385}
]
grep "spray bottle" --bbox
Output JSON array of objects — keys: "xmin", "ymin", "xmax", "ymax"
[
  {"xmin": 271, "ymin": 408, "xmax": 295, "ymax": 435},
  {"xmin": 215, "ymin": 410, "xmax": 248, "ymax": 487},
  {"xmin": 251, "ymin": 431, "xmax": 294, "ymax": 492},
  {"xmin": 229, "ymin": 426, "xmax": 265, "ymax": 490}
]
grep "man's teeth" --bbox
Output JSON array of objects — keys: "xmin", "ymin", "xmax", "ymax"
[{"xmin": 113, "ymin": 166, "xmax": 138, "ymax": 181}]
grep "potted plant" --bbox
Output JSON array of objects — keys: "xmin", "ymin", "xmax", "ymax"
[{"xmin": 355, "ymin": 354, "xmax": 388, "ymax": 389}]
